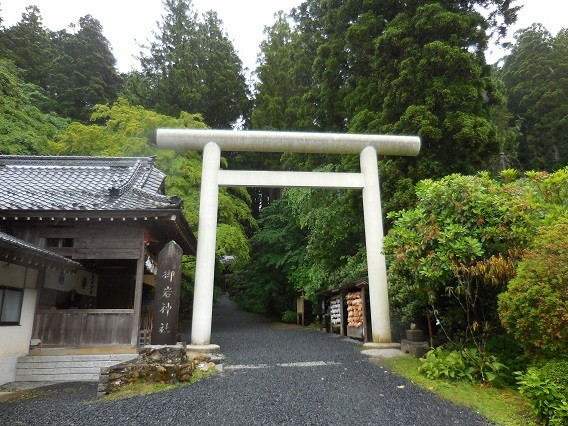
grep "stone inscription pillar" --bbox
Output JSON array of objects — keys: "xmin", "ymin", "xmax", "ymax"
[
  {"xmin": 360, "ymin": 146, "xmax": 392, "ymax": 343},
  {"xmin": 191, "ymin": 142, "xmax": 221, "ymax": 345},
  {"xmin": 151, "ymin": 241, "xmax": 183, "ymax": 345}
]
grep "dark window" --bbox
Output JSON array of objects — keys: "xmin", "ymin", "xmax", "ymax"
[
  {"xmin": 62, "ymin": 238, "xmax": 74, "ymax": 248},
  {"xmin": 46, "ymin": 238, "xmax": 59, "ymax": 247},
  {"xmin": 0, "ymin": 287, "xmax": 24, "ymax": 326},
  {"xmin": 45, "ymin": 238, "xmax": 74, "ymax": 248}
]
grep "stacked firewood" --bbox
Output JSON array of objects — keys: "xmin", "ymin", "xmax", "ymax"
[
  {"xmin": 346, "ymin": 291, "xmax": 364, "ymax": 327},
  {"xmin": 330, "ymin": 295, "xmax": 341, "ymax": 325}
]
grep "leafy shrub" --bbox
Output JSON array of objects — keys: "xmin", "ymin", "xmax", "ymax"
[
  {"xmin": 419, "ymin": 348, "xmax": 473, "ymax": 381},
  {"xmin": 418, "ymin": 347, "xmax": 506, "ymax": 384},
  {"xmin": 498, "ymin": 218, "xmax": 568, "ymax": 357},
  {"xmin": 537, "ymin": 359, "xmax": 568, "ymax": 395},
  {"xmin": 384, "ymin": 173, "xmax": 534, "ymax": 348},
  {"xmin": 485, "ymin": 335, "xmax": 526, "ymax": 383},
  {"xmin": 384, "ymin": 169, "xmax": 567, "ymax": 355},
  {"xmin": 281, "ymin": 310, "xmax": 296, "ymax": 324},
  {"xmin": 516, "ymin": 368, "xmax": 568, "ymax": 425}
]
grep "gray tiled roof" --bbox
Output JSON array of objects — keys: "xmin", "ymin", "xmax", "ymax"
[
  {"xmin": 0, "ymin": 230, "xmax": 82, "ymax": 271},
  {"xmin": 0, "ymin": 156, "xmax": 182, "ymax": 211}
]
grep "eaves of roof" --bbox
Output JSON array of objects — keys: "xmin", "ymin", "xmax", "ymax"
[
  {"xmin": 0, "ymin": 209, "xmax": 197, "ymax": 256},
  {"xmin": 0, "ymin": 231, "xmax": 82, "ymax": 272}
]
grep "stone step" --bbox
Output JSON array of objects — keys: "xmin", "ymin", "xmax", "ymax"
[
  {"xmin": 17, "ymin": 354, "xmax": 137, "ymax": 363},
  {"xmin": 15, "ymin": 373, "xmax": 101, "ymax": 382},
  {"xmin": 15, "ymin": 353, "xmax": 137, "ymax": 383},
  {"xmin": 17, "ymin": 360, "xmax": 133, "ymax": 369}
]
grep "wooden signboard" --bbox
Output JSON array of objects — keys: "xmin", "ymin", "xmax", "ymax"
[
  {"xmin": 296, "ymin": 292, "xmax": 305, "ymax": 326},
  {"xmin": 151, "ymin": 241, "xmax": 182, "ymax": 345}
]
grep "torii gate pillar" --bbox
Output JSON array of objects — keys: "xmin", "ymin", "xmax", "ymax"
[
  {"xmin": 360, "ymin": 146, "xmax": 391, "ymax": 342},
  {"xmin": 157, "ymin": 129, "xmax": 420, "ymax": 348},
  {"xmin": 191, "ymin": 142, "xmax": 221, "ymax": 346}
]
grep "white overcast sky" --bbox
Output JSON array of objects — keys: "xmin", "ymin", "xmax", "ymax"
[{"xmin": 1, "ymin": 0, "xmax": 567, "ymax": 74}]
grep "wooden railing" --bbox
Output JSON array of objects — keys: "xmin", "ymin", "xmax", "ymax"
[{"xmin": 33, "ymin": 309, "xmax": 134, "ymax": 346}]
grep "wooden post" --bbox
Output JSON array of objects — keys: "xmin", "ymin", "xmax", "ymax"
[
  {"xmin": 296, "ymin": 292, "xmax": 305, "ymax": 326},
  {"xmin": 362, "ymin": 285, "xmax": 369, "ymax": 343},
  {"xmin": 151, "ymin": 241, "xmax": 183, "ymax": 345},
  {"xmin": 130, "ymin": 236, "xmax": 145, "ymax": 348},
  {"xmin": 301, "ymin": 293, "xmax": 305, "ymax": 326},
  {"xmin": 427, "ymin": 308, "xmax": 434, "ymax": 348},
  {"xmin": 32, "ymin": 234, "xmax": 48, "ymax": 340},
  {"xmin": 319, "ymin": 296, "xmax": 325, "ymax": 331},
  {"xmin": 339, "ymin": 291, "xmax": 345, "ymax": 336}
]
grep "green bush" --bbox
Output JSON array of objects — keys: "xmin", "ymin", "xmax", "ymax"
[
  {"xmin": 384, "ymin": 169, "xmax": 567, "ymax": 356},
  {"xmin": 281, "ymin": 310, "xmax": 297, "ymax": 324},
  {"xmin": 384, "ymin": 173, "xmax": 533, "ymax": 327},
  {"xmin": 534, "ymin": 358, "xmax": 568, "ymax": 395},
  {"xmin": 485, "ymin": 335, "xmax": 526, "ymax": 383},
  {"xmin": 516, "ymin": 367, "xmax": 568, "ymax": 425},
  {"xmin": 384, "ymin": 172, "xmax": 535, "ymax": 357},
  {"xmin": 418, "ymin": 347, "xmax": 506, "ymax": 384},
  {"xmin": 499, "ymin": 218, "xmax": 568, "ymax": 357}
]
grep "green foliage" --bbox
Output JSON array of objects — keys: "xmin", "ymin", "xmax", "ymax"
[
  {"xmin": 197, "ymin": 10, "xmax": 251, "ymax": 127},
  {"xmin": 498, "ymin": 217, "xmax": 568, "ymax": 357},
  {"xmin": 501, "ymin": 24, "xmax": 568, "ymax": 171},
  {"xmin": 419, "ymin": 347, "xmax": 506, "ymax": 384},
  {"xmin": 383, "ymin": 173, "xmax": 533, "ymax": 331},
  {"xmin": 384, "ymin": 168, "xmax": 567, "ymax": 358},
  {"xmin": 351, "ymin": 3, "xmax": 500, "ymax": 175},
  {"xmin": 252, "ymin": 11, "xmax": 317, "ymax": 131},
  {"xmin": 485, "ymin": 335, "xmax": 526, "ymax": 383},
  {"xmin": 0, "ymin": 59, "xmax": 68, "ymax": 154},
  {"xmin": 137, "ymin": 0, "xmax": 249, "ymax": 128},
  {"xmin": 281, "ymin": 310, "xmax": 296, "ymax": 324},
  {"xmin": 229, "ymin": 197, "xmax": 307, "ymax": 317},
  {"xmin": 534, "ymin": 359, "xmax": 568, "ymax": 396},
  {"xmin": 516, "ymin": 368, "xmax": 568, "ymax": 425}
]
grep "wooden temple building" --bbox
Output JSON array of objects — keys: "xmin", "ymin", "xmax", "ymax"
[{"xmin": 0, "ymin": 155, "xmax": 196, "ymax": 384}]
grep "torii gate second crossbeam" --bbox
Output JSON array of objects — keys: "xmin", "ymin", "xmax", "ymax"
[{"xmin": 157, "ymin": 129, "xmax": 421, "ymax": 349}]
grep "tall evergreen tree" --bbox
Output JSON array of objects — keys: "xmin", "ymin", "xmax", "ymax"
[
  {"xmin": 501, "ymin": 24, "xmax": 568, "ymax": 170},
  {"xmin": 138, "ymin": 0, "xmax": 248, "ymax": 128},
  {"xmin": 252, "ymin": 11, "xmax": 316, "ymax": 131},
  {"xmin": 198, "ymin": 10, "xmax": 250, "ymax": 128},
  {"xmin": 139, "ymin": 0, "xmax": 203, "ymax": 118},
  {"xmin": 0, "ymin": 5, "xmax": 53, "ymax": 90},
  {"xmin": 352, "ymin": 4, "xmax": 500, "ymax": 174},
  {"xmin": 48, "ymin": 15, "xmax": 120, "ymax": 120}
]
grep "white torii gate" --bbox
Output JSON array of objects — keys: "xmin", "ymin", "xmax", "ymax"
[{"xmin": 157, "ymin": 129, "xmax": 421, "ymax": 349}]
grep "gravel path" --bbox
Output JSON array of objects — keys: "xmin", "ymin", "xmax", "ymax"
[{"xmin": 0, "ymin": 296, "xmax": 489, "ymax": 425}]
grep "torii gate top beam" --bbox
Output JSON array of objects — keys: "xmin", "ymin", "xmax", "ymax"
[{"xmin": 157, "ymin": 129, "xmax": 420, "ymax": 156}]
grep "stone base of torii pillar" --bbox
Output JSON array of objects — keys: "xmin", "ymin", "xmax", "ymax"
[{"xmin": 186, "ymin": 344, "xmax": 221, "ymax": 353}]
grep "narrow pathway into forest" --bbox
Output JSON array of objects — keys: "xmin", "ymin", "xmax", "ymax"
[{"xmin": 0, "ymin": 296, "xmax": 489, "ymax": 425}]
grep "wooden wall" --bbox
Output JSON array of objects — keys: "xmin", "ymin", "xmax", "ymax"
[
  {"xmin": 33, "ymin": 310, "xmax": 134, "ymax": 346},
  {"xmin": 27, "ymin": 222, "xmax": 144, "ymax": 260}
]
